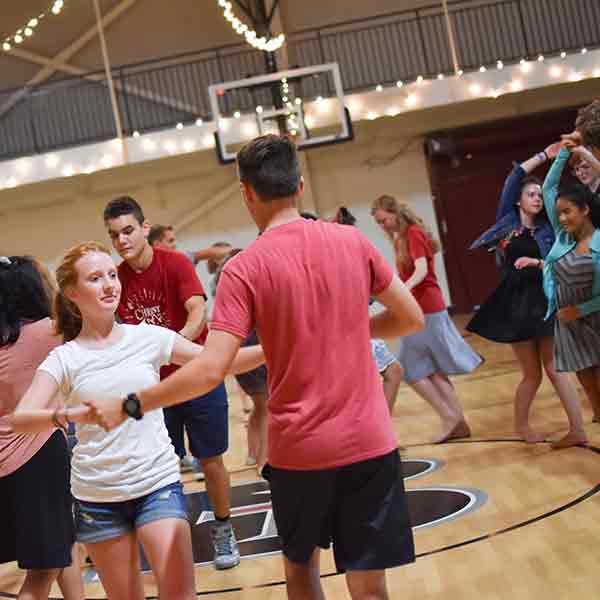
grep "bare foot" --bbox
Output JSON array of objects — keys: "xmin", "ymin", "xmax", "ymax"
[
  {"xmin": 550, "ymin": 431, "xmax": 588, "ymax": 449},
  {"xmin": 516, "ymin": 429, "xmax": 547, "ymax": 443},
  {"xmin": 434, "ymin": 420, "xmax": 471, "ymax": 444}
]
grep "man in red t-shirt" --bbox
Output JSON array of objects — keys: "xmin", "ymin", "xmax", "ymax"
[
  {"xmin": 103, "ymin": 196, "xmax": 240, "ymax": 570},
  {"xmin": 94, "ymin": 137, "xmax": 424, "ymax": 600}
]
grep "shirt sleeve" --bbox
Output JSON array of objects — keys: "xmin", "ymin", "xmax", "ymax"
[
  {"xmin": 496, "ymin": 163, "xmax": 526, "ymax": 220},
  {"xmin": 38, "ymin": 348, "xmax": 70, "ymax": 395},
  {"xmin": 168, "ymin": 252, "xmax": 207, "ymax": 304},
  {"xmin": 144, "ymin": 324, "xmax": 177, "ymax": 368},
  {"xmin": 210, "ymin": 265, "xmax": 255, "ymax": 340},
  {"xmin": 543, "ymin": 147, "xmax": 570, "ymax": 235},
  {"xmin": 359, "ymin": 233, "xmax": 394, "ymax": 295},
  {"xmin": 407, "ymin": 226, "xmax": 432, "ymax": 261}
]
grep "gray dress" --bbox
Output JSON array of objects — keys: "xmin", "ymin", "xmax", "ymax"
[
  {"xmin": 396, "ymin": 310, "xmax": 483, "ymax": 384},
  {"xmin": 554, "ymin": 250, "xmax": 600, "ymax": 372}
]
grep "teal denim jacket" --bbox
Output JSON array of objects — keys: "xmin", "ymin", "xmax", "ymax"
[{"xmin": 542, "ymin": 147, "xmax": 600, "ymax": 319}]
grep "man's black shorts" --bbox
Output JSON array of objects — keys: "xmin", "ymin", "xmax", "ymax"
[{"xmin": 262, "ymin": 449, "xmax": 415, "ymax": 572}]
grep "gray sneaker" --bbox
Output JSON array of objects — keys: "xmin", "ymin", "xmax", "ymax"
[{"xmin": 211, "ymin": 521, "xmax": 241, "ymax": 570}]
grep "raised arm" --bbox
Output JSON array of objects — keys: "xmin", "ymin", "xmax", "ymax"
[
  {"xmin": 496, "ymin": 164, "xmax": 528, "ymax": 220},
  {"xmin": 543, "ymin": 146, "xmax": 570, "ymax": 234},
  {"xmin": 496, "ymin": 144, "xmax": 561, "ymax": 220}
]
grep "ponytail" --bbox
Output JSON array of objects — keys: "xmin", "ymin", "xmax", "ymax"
[{"xmin": 53, "ymin": 291, "xmax": 83, "ymax": 342}]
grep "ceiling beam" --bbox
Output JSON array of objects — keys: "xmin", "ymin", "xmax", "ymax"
[
  {"xmin": 1, "ymin": 0, "xmax": 202, "ymax": 123},
  {"xmin": 0, "ymin": 0, "xmax": 139, "ymax": 117}
]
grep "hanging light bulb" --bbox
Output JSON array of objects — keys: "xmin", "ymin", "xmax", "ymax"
[
  {"xmin": 4, "ymin": 1, "xmax": 70, "ymax": 53},
  {"xmin": 469, "ymin": 83, "xmax": 482, "ymax": 96},
  {"xmin": 217, "ymin": 0, "xmax": 284, "ymax": 52}
]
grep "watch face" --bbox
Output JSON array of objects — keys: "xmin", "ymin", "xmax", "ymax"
[
  {"xmin": 124, "ymin": 394, "xmax": 140, "ymax": 418},
  {"xmin": 125, "ymin": 398, "xmax": 136, "ymax": 414}
]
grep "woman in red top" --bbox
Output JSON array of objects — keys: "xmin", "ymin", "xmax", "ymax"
[{"xmin": 372, "ymin": 195, "xmax": 482, "ymax": 442}]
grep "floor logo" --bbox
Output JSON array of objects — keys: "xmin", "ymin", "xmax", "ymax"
[{"xmin": 180, "ymin": 458, "xmax": 487, "ymax": 566}]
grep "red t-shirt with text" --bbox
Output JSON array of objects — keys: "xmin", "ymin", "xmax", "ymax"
[
  {"xmin": 117, "ymin": 246, "xmax": 207, "ymax": 379},
  {"xmin": 396, "ymin": 224, "xmax": 445, "ymax": 314},
  {"xmin": 211, "ymin": 219, "xmax": 398, "ymax": 470}
]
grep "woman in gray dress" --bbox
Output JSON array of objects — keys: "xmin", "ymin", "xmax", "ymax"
[
  {"xmin": 371, "ymin": 196, "xmax": 482, "ymax": 443},
  {"xmin": 542, "ymin": 148, "xmax": 600, "ymax": 438}
]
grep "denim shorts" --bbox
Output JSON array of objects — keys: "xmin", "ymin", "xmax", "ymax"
[
  {"xmin": 73, "ymin": 482, "xmax": 189, "ymax": 544},
  {"xmin": 371, "ymin": 339, "xmax": 398, "ymax": 373}
]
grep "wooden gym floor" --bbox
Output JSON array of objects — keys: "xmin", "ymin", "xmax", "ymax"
[{"xmin": 1, "ymin": 316, "xmax": 599, "ymax": 599}]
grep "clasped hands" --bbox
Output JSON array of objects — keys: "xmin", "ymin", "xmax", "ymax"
[{"xmin": 69, "ymin": 397, "xmax": 129, "ymax": 431}]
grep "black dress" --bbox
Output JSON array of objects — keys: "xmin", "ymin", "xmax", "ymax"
[{"xmin": 467, "ymin": 229, "xmax": 554, "ymax": 343}]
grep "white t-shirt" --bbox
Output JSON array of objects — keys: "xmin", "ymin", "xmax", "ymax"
[{"xmin": 39, "ymin": 323, "xmax": 180, "ymax": 502}]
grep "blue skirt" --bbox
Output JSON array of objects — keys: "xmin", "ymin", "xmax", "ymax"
[{"xmin": 397, "ymin": 310, "xmax": 482, "ymax": 383}]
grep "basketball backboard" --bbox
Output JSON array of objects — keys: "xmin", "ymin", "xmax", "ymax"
[{"xmin": 208, "ymin": 63, "xmax": 353, "ymax": 164}]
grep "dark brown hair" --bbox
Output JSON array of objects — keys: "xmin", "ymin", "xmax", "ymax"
[
  {"xmin": 575, "ymin": 100, "xmax": 600, "ymax": 149},
  {"xmin": 148, "ymin": 224, "xmax": 173, "ymax": 246},
  {"xmin": 237, "ymin": 135, "xmax": 301, "ymax": 201}
]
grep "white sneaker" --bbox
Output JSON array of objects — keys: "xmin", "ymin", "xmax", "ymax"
[{"xmin": 211, "ymin": 521, "xmax": 241, "ymax": 570}]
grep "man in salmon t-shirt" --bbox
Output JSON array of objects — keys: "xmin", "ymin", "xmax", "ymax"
[
  {"xmin": 102, "ymin": 196, "xmax": 240, "ymax": 570},
  {"xmin": 93, "ymin": 136, "xmax": 424, "ymax": 600}
]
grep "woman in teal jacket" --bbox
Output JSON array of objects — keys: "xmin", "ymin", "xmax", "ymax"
[{"xmin": 539, "ymin": 145, "xmax": 600, "ymax": 436}]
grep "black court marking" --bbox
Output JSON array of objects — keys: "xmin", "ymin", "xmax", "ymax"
[
  {"xmin": 2, "ymin": 443, "xmax": 598, "ymax": 599},
  {"xmin": 403, "ymin": 458, "xmax": 443, "ymax": 480},
  {"xmin": 143, "ymin": 460, "xmax": 459, "ymax": 568}
]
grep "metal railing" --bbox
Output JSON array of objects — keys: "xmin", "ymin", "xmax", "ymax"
[{"xmin": 1, "ymin": 0, "xmax": 599, "ymax": 162}]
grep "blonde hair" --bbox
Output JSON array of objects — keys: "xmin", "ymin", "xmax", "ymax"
[
  {"xmin": 53, "ymin": 242, "xmax": 112, "ymax": 342},
  {"xmin": 371, "ymin": 194, "xmax": 441, "ymax": 264}
]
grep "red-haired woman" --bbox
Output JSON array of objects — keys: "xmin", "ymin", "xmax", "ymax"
[{"xmin": 10, "ymin": 242, "xmax": 264, "ymax": 599}]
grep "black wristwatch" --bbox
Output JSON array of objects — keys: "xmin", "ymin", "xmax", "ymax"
[{"xmin": 122, "ymin": 393, "xmax": 143, "ymax": 420}]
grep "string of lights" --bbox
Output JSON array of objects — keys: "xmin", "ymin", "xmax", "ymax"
[
  {"xmin": 366, "ymin": 47, "xmax": 596, "ymax": 109},
  {"xmin": 2, "ymin": 1, "xmax": 67, "ymax": 52},
  {"xmin": 217, "ymin": 0, "xmax": 285, "ymax": 52},
  {"xmin": 1, "ymin": 46, "xmax": 599, "ymax": 190}
]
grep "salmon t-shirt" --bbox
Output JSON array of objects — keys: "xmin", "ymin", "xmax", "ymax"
[
  {"xmin": 0, "ymin": 318, "xmax": 61, "ymax": 477},
  {"xmin": 211, "ymin": 218, "xmax": 398, "ymax": 470}
]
